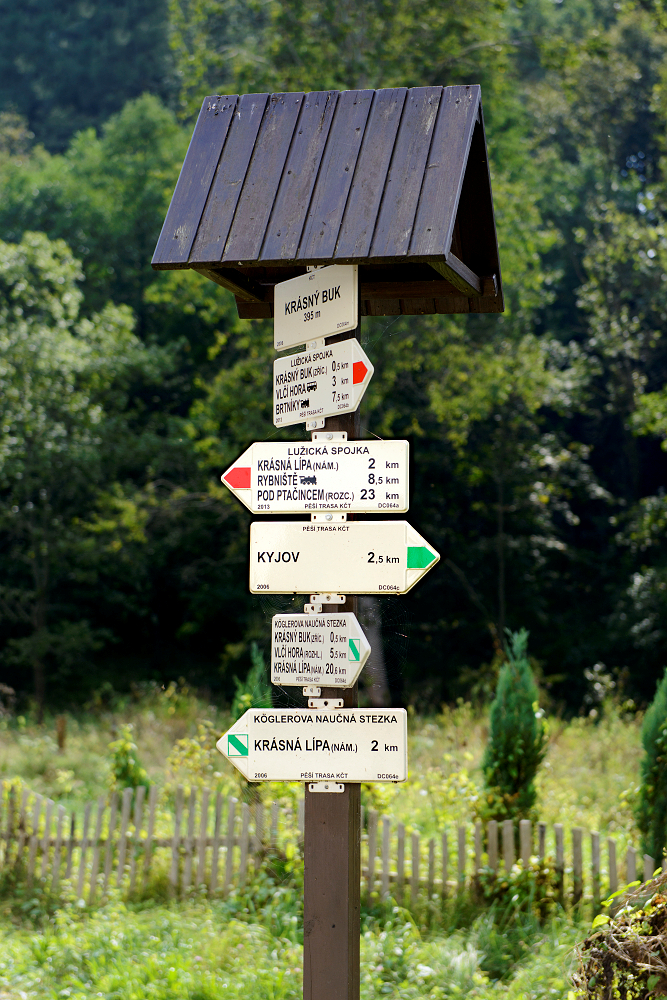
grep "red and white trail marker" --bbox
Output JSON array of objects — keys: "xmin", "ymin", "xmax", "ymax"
[{"xmin": 273, "ymin": 338, "xmax": 373, "ymax": 428}]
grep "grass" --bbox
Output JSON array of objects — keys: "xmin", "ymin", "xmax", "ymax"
[
  {"xmin": 0, "ymin": 687, "xmax": 643, "ymax": 843},
  {"xmin": 0, "ymin": 687, "xmax": 645, "ymax": 997},
  {"xmin": 0, "ymin": 894, "xmax": 582, "ymax": 999}
]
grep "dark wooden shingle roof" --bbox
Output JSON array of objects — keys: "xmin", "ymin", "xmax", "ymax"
[{"xmin": 152, "ymin": 85, "xmax": 503, "ymax": 317}]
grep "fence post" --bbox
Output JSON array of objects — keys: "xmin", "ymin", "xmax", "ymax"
[
  {"xmin": 428, "ymin": 838, "xmax": 435, "ymax": 902},
  {"xmin": 487, "ymin": 821, "xmax": 498, "ymax": 872},
  {"xmin": 253, "ymin": 800, "xmax": 264, "ymax": 872},
  {"xmin": 224, "ymin": 797, "xmax": 237, "ymax": 895},
  {"xmin": 239, "ymin": 802, "xmax": 250, "ymax": 886},
  {"xmin": 644, "ymin": 854, "xmax": 655, "ymax": 883},
  {"xmin": 116, "ymin": 787, "xmax": 134, "ymax": 890},
  {"xmin": 65, "ymin": 811, "xmax": 76, "ymax": 880},
  {"xmin": 441, "ymin": 830, "xmax": 448, "ymax": 900},
  {"xmin": 76, "ymin": 803, "xmax": 92, "ymax": 899},
  {"xmin": 627, "ymin": 845, "xmax": 637, "ymax": 884},
  {"xmin": 182, "ymin": 788, "xmax": 196, "ymax": 894},
  {"xmin": 396, "ymin": 823, "xmax": 405, "ymax": 905},
  {"xmin": 474, "ymin": 822, "xmax": 482, "ymax": 874},
  {"xmin": 141, "ymin": 785, "xmax": 158, "ymax": 893},
  {"xmin": 102, "ymin": 793, "xmax": 119, "ymax": 898},
  {"xmin": 538, "ymin": 822, "xmax": 546, "ymax": 861},
  {"xmin": 519, "ymin": 820, "xmax": 531, "ymax": 865},
  {"xmin": 607, "ymin": 837, "xmax": 618, "ymax": 899},
  {"xmin": 88, "ymin": 797, "xmax": 106, "ymax": 905},
  {"xmin": 457, "ymin": 825, "xmax": 466, "ymax": 886},
  {"xmin": 51, "ymin": 805, "xmax": 66, "ymax": 893},
  {"xmin": 27, "ymin": 795, "xmax": 43, "ymax": 886},
  {"xmin": 15, "ymin": 788, "xmax": 30, "ymax": 865},
  {"xmin": 410, "ymin": 832, "xmax": 420, "ymax": 907},
  {"xmin": 169, "ymin": 786, "xmax": 183, "ymax": 896},
  {"xmin": 129, "ymin": 785, "xmax": 146, "ymax": 896},
  {"xmin": 502, "ymin": 820, "xmax": 514, "ymax": 870},
  {"xmin": 40, "ymin": 799, "xmax": 54, "ymax": 881},
  {"xmin": 381, "ymin": 818, "xmax": 390, "ymax": 900},
  {"xmin": 367, "ymin": 810, "xmax": 378, "ymax": 905},
  {"xmin": 591, "ymin": 832, "xmax": 600, "ymax": 911},
  {"xmin": 209, "ymin": 792, "xmax": 223, "ymax": 895},
  {"xmin": 555, "ymin": 824, "xmax": 564, "ymax": 905},
  {"xmin": 572, "ymin": 828, "xmax": 583, "ymax": 906}
]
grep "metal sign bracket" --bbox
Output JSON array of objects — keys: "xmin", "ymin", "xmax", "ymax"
[
  {"xmin": 308, "ymin": 697, "xmax": 344, "ymax": 709},
  {"xmin": 310, "ymin": 512, "xmax": 347, "ymax": 523},
  {"xmin": 310, "ymin": 430, "xmax": 347, "ymax": 442},
  {"xmin": 308, "ymin": 781, "xmax": 345, "ymax": 793}
]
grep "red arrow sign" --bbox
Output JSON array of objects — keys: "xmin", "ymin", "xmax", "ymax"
[
  {"xmin": 352, "ymin": 361, "xmax": 368, "ymax": 385},
  {"xmin": 224, "ymin": 467, "xmax": 251, "ymax": 489}
]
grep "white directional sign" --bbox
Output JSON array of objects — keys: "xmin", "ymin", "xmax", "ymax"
[
  {"xmin": 274, "ymin": 265, "xmax": 358, "ymax": 351},
  {"xmin": 271, "ymin": 612, "xmax": 370, "ymax": 687},
  {"xmin": 273, "ymin": 338, "xmax": 373, "ymax": 428},
  {"xmin": 250, "ymin": 520, "xmax": 439, "ymax": 595},
  {"xmin": 217, "ymin": 707, "xmax": 407, "ymax": 782},
  {"xmin": 221, "ymin": 439, "xmax": 409, "ymax": 514}
]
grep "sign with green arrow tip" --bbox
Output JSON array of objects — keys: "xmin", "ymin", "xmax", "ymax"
[{"xmin": 249, "ymin": 520, "xmax": 439, "ymax": 595}]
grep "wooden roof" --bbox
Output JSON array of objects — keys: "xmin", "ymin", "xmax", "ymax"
[{"xmin": 152, "ymin": 85, "xmax": 503, "ymax": 318}]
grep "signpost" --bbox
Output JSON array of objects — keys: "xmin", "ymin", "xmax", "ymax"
[
  {"xmin": 250, "ymin": 520, "xmax": 439, "ymax": 595},
  {"xmin": 274, "ymin": 265, "xmax": 358, "ymax": 351},
  {"xmin": 273, "ymin": 337, "xmax": 373, "ymax": 428},
  {"xmin": 156, "ymin": 80, "xmax": 503, "ymax": 1000},
  {"xmin": 271, "ymin": 611, "xmax": 371, "ymax": 687},
  {"xmin": 217, "ymin": 707, "xmax": 407, "ymax": 783},
  {"xmin": 221, "ymin": 438, "xmax": 409, "ymax": 514}
]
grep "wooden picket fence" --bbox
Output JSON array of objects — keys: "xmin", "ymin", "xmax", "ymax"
[{"xmin": 0, "ymin": 780, "xmax": 656, "ymax": 908}]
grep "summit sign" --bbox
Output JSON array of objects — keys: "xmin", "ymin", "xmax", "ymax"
[{"xmin": 274, "ymin": 265, "xmax": 358, "ymax": 351}]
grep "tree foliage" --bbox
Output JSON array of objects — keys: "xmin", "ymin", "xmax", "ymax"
[
  {"xmin": 480, "ymin": 630, "xmax": 548, "ymax": 822},
  {"xmin": 2, "ymin": 0, "xmax": 667, "ymax": 708},
  {"xmin": 637, "ymin": 668, "xmax": 667, "ymax": 861}
]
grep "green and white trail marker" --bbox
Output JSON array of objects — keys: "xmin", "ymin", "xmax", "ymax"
[
  {"xmin": 249, "ymin": 520, "xmax": 439, "ymax": 595},
  {"xmin": 217, "ymin": 707, "xmax": 408, "ymax": 783},
  {"xmin": 271, "ymin": 611, "xmax": 371, "ymax": 688}
]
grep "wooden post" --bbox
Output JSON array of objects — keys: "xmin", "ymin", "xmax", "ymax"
[
  {"xmin": 644, "ymin": 854, "xmax": 655, "ymax": 883},
  {"xmin": 608, "ymin": 837, "xmax": 618, "ymax": 898},
  {"xmin": 441, "ymin": 830, "xmax": 448, "ymax": 899},
  {"xmin": 626, "ymin": 845, "xmax": 637, "ymax": 883},
  {"xmin": 572, "ymin": 828, "xmax": 583, "ymax": 905},
  {"xmin": 457, "ymin": 825, "xmax": 466, "ymax": 885},
  {"xmin": 366, "ymin": 810, "xmax": 377, "ymax": 906},
  {"xmin": 555, "ymin": 823, "xmax": 564, "ymax": 905},
  {"xmin": 410, "ymin": 832, "xmax": 420, "ymax": 907},
  {"xmin": 519, "ymin": 820, "xmax": 531, "ymax": 866},
  {"xmin": 591, "ymin": 832, "xmax": 600, "ymax": 910},
  {"xmin": 538, "ymin": 822, "xmax": 546, "ymax": 861},
  {"xmin": 502, "ymin": 820, "xmax": 514, "ymax": 870},
  {"xmin": 303, "ymin": 681, "xmax": 360, "ymax": 1000},
  {"xmin": 474, "ymin": 822, "xmax": 482, "ymax": 874},
  {"xmin": 487, "ymin": 821, "xmax": 498, "ymax": 872},
  {"xmin": 303, "ymin": 325, "xmax": 362, "ymax": 1000},
  {"xmin": 381, "ymin": 818, "xmax": 390, "ymax": 900},
  {"xmin": 209, "ymin": 792, "xmax": 223, "ymax": 895},
  {"xmin": 397, "ymin": 823, "xmax": 405, "ymax": 905}
]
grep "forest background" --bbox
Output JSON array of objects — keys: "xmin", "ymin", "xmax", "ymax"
[{"xmin": 0, "ymin": 0, "xmax": 665, "ymax": 716}]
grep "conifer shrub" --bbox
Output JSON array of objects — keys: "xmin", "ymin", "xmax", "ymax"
[
  {"xmin": 479, "ymin": 629, "xmax": 548, "ymax": 823},
  {"xmin": 636, "ymin": 667, "xmax": 667, "ymax": 863}
]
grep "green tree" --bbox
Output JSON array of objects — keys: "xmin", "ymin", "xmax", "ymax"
[
  {"xmin": 0, "ymin": 0, "xmax": 174, "ymax": 152},
  {"xmin": 0, "ymin": 231, "xmax": 175, "ymax": 718},
  {"xmin": 479, "ymin": 629, "xmax": 548, "ymax": 823},
  {"xmin": 637, "ymin": 668, "xmax": 667, "ymax": 863}
]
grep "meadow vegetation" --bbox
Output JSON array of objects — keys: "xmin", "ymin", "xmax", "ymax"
[{"xmin": 0, "ymin": 687, "xmax": 645, "ymax": 998}]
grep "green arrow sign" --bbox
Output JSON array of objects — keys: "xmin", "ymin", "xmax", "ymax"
[
  {"xmin": 407, "ymin": 546, "xmax": 437, "ymax": 569},
  {"xmin": 348, "ymin": 638, "xmax": 360, "ymax": 661}
]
